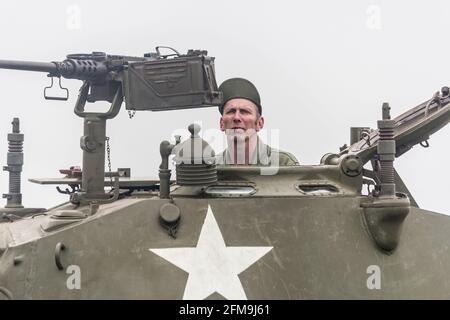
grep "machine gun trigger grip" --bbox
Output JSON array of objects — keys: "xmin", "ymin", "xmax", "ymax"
[{"xmin": 44, "ymin": 75, "xmax": 69, "ymax": 101}]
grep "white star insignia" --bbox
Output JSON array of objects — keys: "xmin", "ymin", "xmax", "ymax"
[{"xmin": 150, "ymin": 205, "xmax": 273, "ymax": 300}]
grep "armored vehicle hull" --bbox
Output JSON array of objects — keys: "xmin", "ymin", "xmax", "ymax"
[{"xmin": 1, "ymin": 166, "xmax": 449, "ymax": 299}]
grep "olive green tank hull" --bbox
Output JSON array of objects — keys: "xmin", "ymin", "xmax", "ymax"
[{"xmin": 0, "ymin": 197, "xmax": 449, "ymax": 299}]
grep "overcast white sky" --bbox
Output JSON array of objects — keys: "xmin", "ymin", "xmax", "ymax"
[{"xmin": 0, "ymin": 0, "xmax": 448, "ymax": 213}]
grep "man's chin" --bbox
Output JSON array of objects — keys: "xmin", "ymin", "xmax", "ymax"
[
  {"xmin": 232, "ymin": 128, "xmax": 246, "ymax": 134},
  {"xmin": 225, "ymin": 128, "xmax": 257, "ymax": 136}
]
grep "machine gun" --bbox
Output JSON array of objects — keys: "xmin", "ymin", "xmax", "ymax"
[
  {"xmin": 0, "ymin": 47, "xmax": 221, "ymax": 109},
  {"xmin": 330, "ymin": 87, "xmax": 450, "ymax": 206},
  {"xmin": 341, "ymin": 87, "xmax": 450, "ymax": 164},
  {"xmin": 0, "ymin": 47, "xmax": 222, "ymax": 205}
]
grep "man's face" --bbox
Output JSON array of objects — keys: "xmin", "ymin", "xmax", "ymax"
[{"xmin": 220, "ymin": 98, "xmax": 264, "ymax": 136}]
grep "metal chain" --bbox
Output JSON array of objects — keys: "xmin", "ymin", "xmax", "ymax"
[
  {"xmin": 105, "ymin": 137, "xmax": 113, "ymax": 188},
  {"xmin": 127, "ymin": 109, "xmax": 136, "ymax": 119}
]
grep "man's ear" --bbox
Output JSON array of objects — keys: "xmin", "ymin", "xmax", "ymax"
[
  {"xmin": 256, "ymin": 116, "xmax": 265, "ymax": 131},
  {"xmin": 220, "ymin": 117, "xmax": 225, "ymax": 131}
]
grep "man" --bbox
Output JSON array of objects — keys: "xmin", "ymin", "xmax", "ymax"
[{"xmin": 217, "ymin": 78, "xmax": 299, "ymax": 166}]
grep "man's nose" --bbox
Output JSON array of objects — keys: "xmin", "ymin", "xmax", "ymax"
[{"xmin": 232, "ymin": 111, "xmax": 242, "ymax": 122}]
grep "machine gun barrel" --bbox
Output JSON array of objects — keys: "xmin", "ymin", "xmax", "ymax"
[
  {"xmin": 343, "ymin": 87, "xmax": 450, "ymax": 164},
  {"xmin": 0, "ymin": 58, "xmax": 109, "ymax": 81},
  {"xmin": 0, "ymin": 60, "xmax": 58, "ymax": 74}
]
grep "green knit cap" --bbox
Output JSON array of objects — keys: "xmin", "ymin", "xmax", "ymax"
[{"xmin": 218, "ymin": 78, "xmax": 262, "ymax": 115}]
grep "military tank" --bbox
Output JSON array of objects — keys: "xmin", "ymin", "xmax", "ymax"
[{"xmin": 0, "ymin": 48, "xmax": 449, "ymax": 300}]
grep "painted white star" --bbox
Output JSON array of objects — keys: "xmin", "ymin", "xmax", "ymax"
[{"xmin": 150, "ymin": 205, "xmax": 272, "ymax": 300}]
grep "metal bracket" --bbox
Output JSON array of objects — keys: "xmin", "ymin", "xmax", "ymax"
[
  {"xmin": 74, "ymin": 81, "xmax": 122, "ymax": 119},
  {"xmin": 69, "ymin": 176, "xmax": 120, "ymax": 207},
  {"xmin": 361, "ymin": 194, "xmax": 410, "ymax": 252},
  {"xmin": 44, "ymin": 76, "xmax": 69, "ymax": 101}
]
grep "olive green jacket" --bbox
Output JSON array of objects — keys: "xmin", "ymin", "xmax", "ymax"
[{"xmin": 216, "ymin": 139, "xmax": 299, "ymax": 166}]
